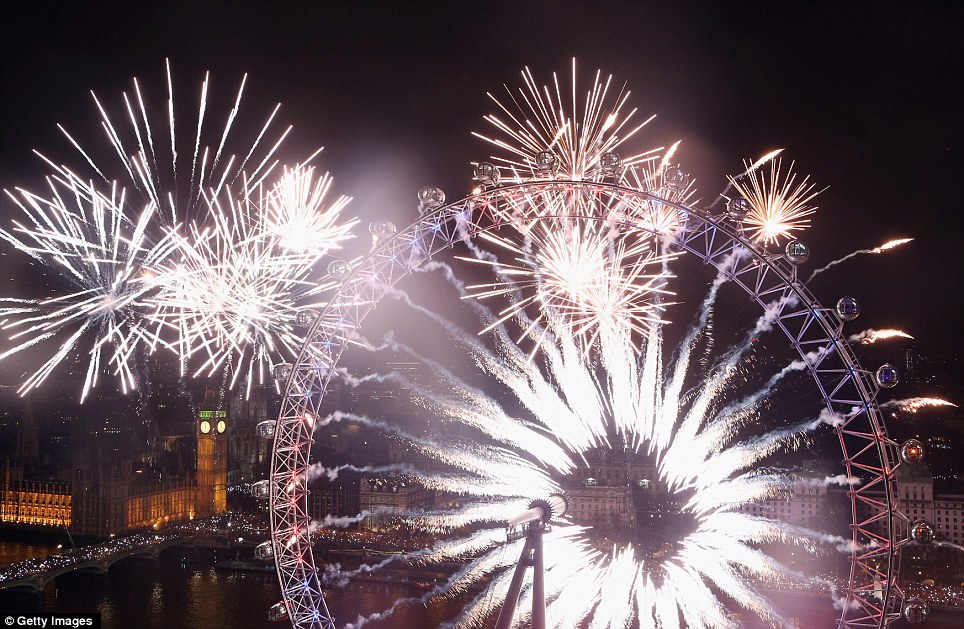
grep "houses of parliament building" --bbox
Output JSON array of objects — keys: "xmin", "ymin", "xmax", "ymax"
[{"xmin": 0, "ymin": 390, "xmax": 232, "ymax": 537}]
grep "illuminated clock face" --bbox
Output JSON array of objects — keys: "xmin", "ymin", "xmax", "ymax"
[
  {"xmin": 200, "ymin": 420, "xmax": 212, "ymax": 434},
  {"xmin": 216, "ymin": 420, "xmax": 226, "ymax": 434}
]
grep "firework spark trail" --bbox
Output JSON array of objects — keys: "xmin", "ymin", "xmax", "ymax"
[
  {"xmin": 798, "ymin": 473, "xmax": 862, "ymax": 488},
  {"xmin": 335, "ymin": 555, "xmax": 406, "ymax": 582},
  {"xmin": 798, "ymin": 530, "xmax": 875, "ymax": 554},
  {"xmin": 310, "ymin": 511, "xmax": 370, "ymax": 529},
  {"xmin": 318, "ymin": 411, "xmax": 555, "ymax": 499},
  {"xmin": 304, "ymin": 463, "xmax": 416, "ymax": 482},
  {"xmin": 406, "ymin": 500, "xmax": 532, "ymax": 533},
  {"xmin": 879, "ymin": 397, "xmax": 957, "ymax": 412},
  {"xmin": 847, "ymin": 328, "xmax": 914, "ymax": 344},
  {"xmin": 807, "ymin": 237, "xmax": 914, "ymax": 281},
  {"xmin": 710, "ymin": 148, "xmax": 785, "ymax": 210}
]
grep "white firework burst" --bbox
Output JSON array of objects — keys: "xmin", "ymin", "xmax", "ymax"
[
  {"xmin": 474, "ymin": 59, "xmax": 689, "ymax": 195},
  {"xmin": 264, "ymin": 165, "xmax": 357, "ymax": 256},
  {"xmin": 460, "ymin": 213, "xmax": 675, "ymax": 353},
  {"xmin": 0, "ymin": 174, "xmax": 176, "ymax": 400},
  {"xmin": 728, "ymin": 158, "xmax": 823, "ymax": 245},
  {"xmin": 1, "ymin": 66, "xmax": 358, "ymax": 399},
  {"xmin": 148, "ymin": 170, "xmax": 355, "ymax": 396},
  {"xmin": 457, "ymin": 64, "xmax": 701, "ymax": 353},
  {"xmin": 329, "ymin": 261, "xmax": 847, "ymax": 628},
  {"xmin": 47, "ymin": 59, "xmax": 291, "ymax": 222}
]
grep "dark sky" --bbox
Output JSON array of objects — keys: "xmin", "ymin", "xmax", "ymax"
[{"xmin": 2, "ymin": 0, "xmax": 962, "ymax": 351}]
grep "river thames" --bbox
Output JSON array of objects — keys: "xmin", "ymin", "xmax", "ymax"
[{"xmin": 2, "ymin": 539, "xmax": 962, "ymax": 628}]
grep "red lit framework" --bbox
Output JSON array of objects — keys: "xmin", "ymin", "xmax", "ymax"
[{"xmin": 269, "ymin": 180, "xmax": 906, "ymax": 628}]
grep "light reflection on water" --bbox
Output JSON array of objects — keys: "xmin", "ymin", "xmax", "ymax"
[
  {"xmin": 0, "ymin": 539, "xmax": 63, "ymax": 568},
  {"xmin": 3, "ymin": 541, "xmax": 962, "ymax": 628},
  {"xmin": 0, "ymin": 541, "xmax": 463, "ymax": 628}
]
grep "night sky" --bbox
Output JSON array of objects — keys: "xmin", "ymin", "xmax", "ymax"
[{"xmin": 2, "ymin": 0, "xmax": 962, "ymax": 357}]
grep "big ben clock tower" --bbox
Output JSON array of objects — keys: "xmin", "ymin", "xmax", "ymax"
[{"xmin": 197, "ymin": 389, "xmax": 228, "ymax": 517}]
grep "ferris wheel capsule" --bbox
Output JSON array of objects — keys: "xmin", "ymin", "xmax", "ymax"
[
  {"xmin": 296, "ymin": 310, "xmax": 316, "ymax": 327},
  {"xmin": 902, "ymin": 597, "xmax": 929, "ymax": 624},
  {"xmin": 251, "ymin": 480, "xmax": 271, "ymax": 500},
  {"xmin": 909, "ymin": 520, "xmax": 935, "ymax": 544},
  {"xmin": 369, "ymin": 219, "xmax": 397, "ymax": 239},
  {"xmin": 417, "ymin": 186, "xmax": 446, "ymax": 212},
  {"xmin": 268, "ymin": 601, "xmax": 289, "ymax": 622},
  {"xmin": 327, "ymin": 259, "xmax": 350, "ymax": 279},
  {"xmin": 875, "ymin": 364, "xmax": 899, "ymax": 388},
  {"xmin": 254, "ymin": 541, "xmax": 274, "ymax": 559},
  {"xmin": 900, "ymin": 439, "xmax": 925, "ymax": 463},
  {"xmin": 599, "ymin": 151, "xmax": 622, "ymax": 174},
  {"xmin": 473, "ymin": 162, "xmax": 501, "ymax": 186},
  {"xmin": 272, "ymin": 362, "xmax": 293, "ymax": 382},
  {"xmin": 663, "ymin": 166, "xmax": 688, "ymax": 190},
  {"xmin": 835, "ymin": 296, "xmax": 860, "ymax": 321},
  {"xmin": 256, "ymin": 420, "xmax": 277, "ymax": 439},
  {"xmin": 727, "ymin": 196, "xmax": 751, "ymax": 220},
  {"xmin": 534, "ymin": 150, "xmax": 560, "ymax": 174},
  {"xmin": 784, "ymin": 240, "xmax": 810, "ymax": 265}
]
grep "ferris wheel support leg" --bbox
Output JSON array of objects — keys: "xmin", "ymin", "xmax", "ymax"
[
  {"xmin": 494, "ymin": 526, "xmax": 545, "ymax": 629},
  {"xmin": 531, "ymin": 528, "xmax": 546, "ymax": 629}
]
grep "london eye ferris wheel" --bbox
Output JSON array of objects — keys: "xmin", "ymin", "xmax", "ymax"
[{"xmin": 262, "ymin": 64, "xmax": 924, "ymax": 629}]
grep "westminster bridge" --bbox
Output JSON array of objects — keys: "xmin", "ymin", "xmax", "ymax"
[{"xmin": 0, "ymin": 519, "xmax": 261, "ymax": 594}]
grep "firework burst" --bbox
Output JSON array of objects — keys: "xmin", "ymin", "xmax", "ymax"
[
  {"xmin": 728, "ymin": 158, "xmax": 823, "ymax": 245},
  {"xmin": 147, "ymin": 166, "xmax": 355, "ymax": 396},
  {"xmin": 473, "ymin": 59, "xmax": 690, "ymax": 197},
  {"xmin": 0, "ymin": 174, "xmax": 176, "ymax": 400},
  {"xmin": 1, "ymin": 66, "xmax": 358, "ymax": 399},
  {"xmin": 462, "ymin": 64, "xmax": 695, "ymax": 351},
  {"xmin": 459, "ymin": 212, "xmax": 675, "ymax": 353},
  {"xmin": 47, "ymin": 59, "xmax": 291, "ymax": 222},
  {"xmin": 264, "ymin": 164, "xmax": 357, "ymax": 256},
  {"xmin": 327, "ymin": 259, "xmax": 851, "ymax": 628}
]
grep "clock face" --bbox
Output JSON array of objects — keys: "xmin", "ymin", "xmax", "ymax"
[
  {"xmin": 216, "ymin": 420, "xmax": 226, "ymax": 434},
  {"xmin": 200, "ymin": 420, "xmax": 212, "ymax": 434}
]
